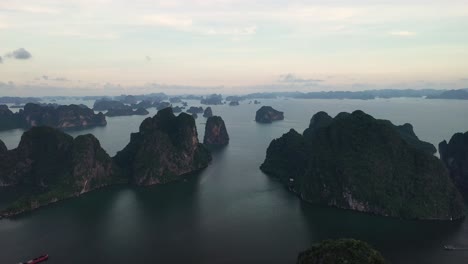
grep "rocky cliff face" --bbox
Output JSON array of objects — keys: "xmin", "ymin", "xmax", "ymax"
[
  {"xmin": 0, "ymin": 127, "xmax": 122, "ymax": 216},
  {"xmin": 261, "ymin": 110, "xmax": 464, "ymax": 220},
  {"xmin": 440, "ymin": 132, "xmax": 468, "ymax": 195},
  {"xmin": 0, "ymin": 105, "xmax": 22, "ymax": 131},
  {"xmin": 0, "ymin": 139, "xmax": 6, "ymax": 153},
  {"xmin": 203, "ymin": 116, "xmax": 229, "ymax": 146},
  {"xmin": 297, "ymin": 239, "xmax": 387, "ymax": 264},
  {"xmin": 255, "ymin": 106, "xmax": 284, "ymax": 123},
  {"xmin": 114, "ymin": 107, "xmax": 212, "ymax": 186},
  {"xmin": 203, "ymin": 107, "xmax": 213, "ymax": 118},
  {"xmin": 19, "ymin": 103, "xmax": 107, "ymax": 130}
]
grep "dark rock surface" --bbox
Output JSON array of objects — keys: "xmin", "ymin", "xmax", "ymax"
[
  {"xmin": 255, "ymin": 106, "xmax": 284, "ymax": 123},
  {"xmin": 0, "ymin": 127, "xmax": 123, "ymax": 216},
  {"xmin": 0, "ymin": 139, "xmax": 7, "ymax": 153},
  {"xmin": 297, "ymin": 239, "xmax": 387, "ymax": 264},
  {"xmin": 20, "ymin": 103, "xmax": 107, "ymax": 130},
  {"xmin": 203, "ymin": 116, "xmax": 229, "ymax": 146},
  {"xmin": 261, "ymin": 110, "xmax": 464, "ymax": 220},
  {"xmin": 440, "ymin": 132, "xmax": 468, "ymax": 195},
  {"xmin": 229, "ymin": 101, "xmax": 239, "ymax": 106},
  {"xmin": 203, "ymin": 107, "xmax": 213, "ymax": 118},
  {"xmin": 114, "ymin": 108, "xmax": 212, "ymax": 186},
  {"xmin": 0, "ymin": 105, "xmax": 22, "ymax": 131}
]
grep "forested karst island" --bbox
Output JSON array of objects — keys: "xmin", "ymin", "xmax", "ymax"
[
  {"xmin": 0, "ymin": 108, "xmax": 211, "ymax": 217},
  {"xmin": 261, "ymin": 110, "xmax": 465, "ymax": 220}
]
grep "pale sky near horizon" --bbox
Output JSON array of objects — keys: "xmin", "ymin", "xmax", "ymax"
[{"xmin": 1, "ymin": 0, "xmax": 468, "ymax": 96}]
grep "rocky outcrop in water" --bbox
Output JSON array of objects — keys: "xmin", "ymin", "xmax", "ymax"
[
  {"xmin": 229, "ymin": 101, "xmax": 239, "ymax": 106},
  {"xmin": 201, "ymin": 94, "xmax": 223, "ymax": 105},
  {"xmin": 154, "ymin": 101, "xmax": 171, "ymax": 110},
  {"xmin": 93, "ymin": 100, "xmax": 126, "ymax": 111},
  {"xmin": 106, "ymin": 106, "xmax": 149, "ymax": 117},
  {"xmin": 0, "ymin": 127, "xmax": 123, "ymax": 217},
  {"xmin": 297, "ymin": 239, "xmax": 387, "ymax": 264},
  {"xmin": 0, "ymin": 105, "xmax": 22, "ymax": 131},
  {"xmin": 261, "ymin": 110, "xmax": 464, "ymax": 220},
  {"xmin": 132, "ymin": 100, "xmax": 153, "ymax": 109},
  {"xmin": 172, "ymin": 106, "xmax": 183, "ymax": 113},
  {"xmin": 203, "ymin": 116, "xmax": 229, "ymax": 146},
  {"xmin": 440, "ymin": 132, "xmax": 468, "ymax": 195},
  {"xmin": 203, "ymin": 107, "xmax": 213, "ymax": 118},
  {"xmin": 255, "ymin": 106, "xmax": 284, "ymax": 123},
  {"xmin": 187, "ymin": 106, "xmax": 203, "ymax": 114},
  {"xmin": 19, "ymin": 103, "xmax": 106, "ymax": 130},
  {"xmin": 114, "ymin": 108, "xmax": 211, "ymax": 186}
]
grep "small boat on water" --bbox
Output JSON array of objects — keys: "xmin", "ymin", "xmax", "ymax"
[
  {"xmin": 444, "ymin": 245, "xmax": 468, "ymax": 251},
  {"xmin": 18, "ymin": 254, "xmax": 49, "ymax": 264}
]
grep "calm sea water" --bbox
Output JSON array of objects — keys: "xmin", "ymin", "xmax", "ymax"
[{"xmin": 1, "ymin": 98, "xmax": 468, "ymax": 264}]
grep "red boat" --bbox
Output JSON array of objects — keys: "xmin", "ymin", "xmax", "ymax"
[{"xmin": 19, "ymin": 254, "xmax": 49, "ymax": 264}]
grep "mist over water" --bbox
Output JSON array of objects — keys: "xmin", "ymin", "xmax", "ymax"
[{"xmin": 1, "ymin": 98, "xmax": 468, "ymax": 263}]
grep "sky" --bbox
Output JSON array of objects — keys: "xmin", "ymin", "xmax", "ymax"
[{"xmin": 1, "ymin": 0, "xmax": 468, "ymax": 96}]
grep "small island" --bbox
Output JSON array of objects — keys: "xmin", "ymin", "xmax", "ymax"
[
  {"xmin": 203, "ymin": 107, "xmax": 213, "ymax": 118},
  {"xmin": 203, "ymin": 116, "xmax": 229, "ymax": 146},
  {"xmin": 255, "ymin": 106, "xmax": 284, "ymax": 123}
]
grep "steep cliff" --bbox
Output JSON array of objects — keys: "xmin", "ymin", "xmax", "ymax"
[
  {"xmin": 0, "ymin": 127, "xmax": 123, "ymax": 217},
  {"xmin": 114, "ymin": 107, "xmax": 212, "ymax": 186},
  {"xmin": 261, "ymin": 110, "xmax": 464, "ymax": 220},
  {"xmin": 440, "ymin": 132, "xmax": 468, "ymax": 195},
  {"xmin": 203, "ymin": 116, "xmax": 229, "ymax": 146},
  {"xmin": 203, "ymin": 107, "xmax": 213, "ymax": 118}
]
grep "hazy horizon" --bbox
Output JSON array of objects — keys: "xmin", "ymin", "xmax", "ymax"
[{"xmin": 1, "ymin": 0, "xmax": 468, "ymax": 96}]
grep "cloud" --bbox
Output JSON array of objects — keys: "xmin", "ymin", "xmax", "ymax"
[
  {"xmin": 389, "ymin": 31, "xmax": 416, "ymax": 37},
  {"xmin": 5, "ymin": 48, "xmax": 32, "ymax": 60},
  {"xmin": 40, "ymin": 75, "xmax": 69, "ymax": 82},
  {"xmin": 278, "ymin": 74, "xmax": 324, "ymax": 85},
  {"xmin": 140, "ymin": 14, "xmax": 256, "ymax": 36}
]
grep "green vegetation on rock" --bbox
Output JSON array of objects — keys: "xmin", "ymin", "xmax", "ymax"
[
  {"xmin": 297, "ymin": 239, "xmax": 387, "ymax": 264},
  {"xmin": 261, "ymin": 110, "xmax": 464, "ymax": 220}
]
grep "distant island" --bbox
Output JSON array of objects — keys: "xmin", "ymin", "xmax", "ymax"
[
  {"xmin": 260, "ymin": 110, "xmax": 465, "ymax": 220},
  {"xmin": 0, "ymin": 108, "xmax": 211, "ymax": 217},
  {"xmin": 427, "ymin": 89, "xmax": 468, "ymax": 100},
  {"xmin": 0, "ymin": 103, "xmax": 106, "ymax": 131},
  {"xmin": 255, "ymin": 106, "xmax": 284, "ymax": 123}
]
